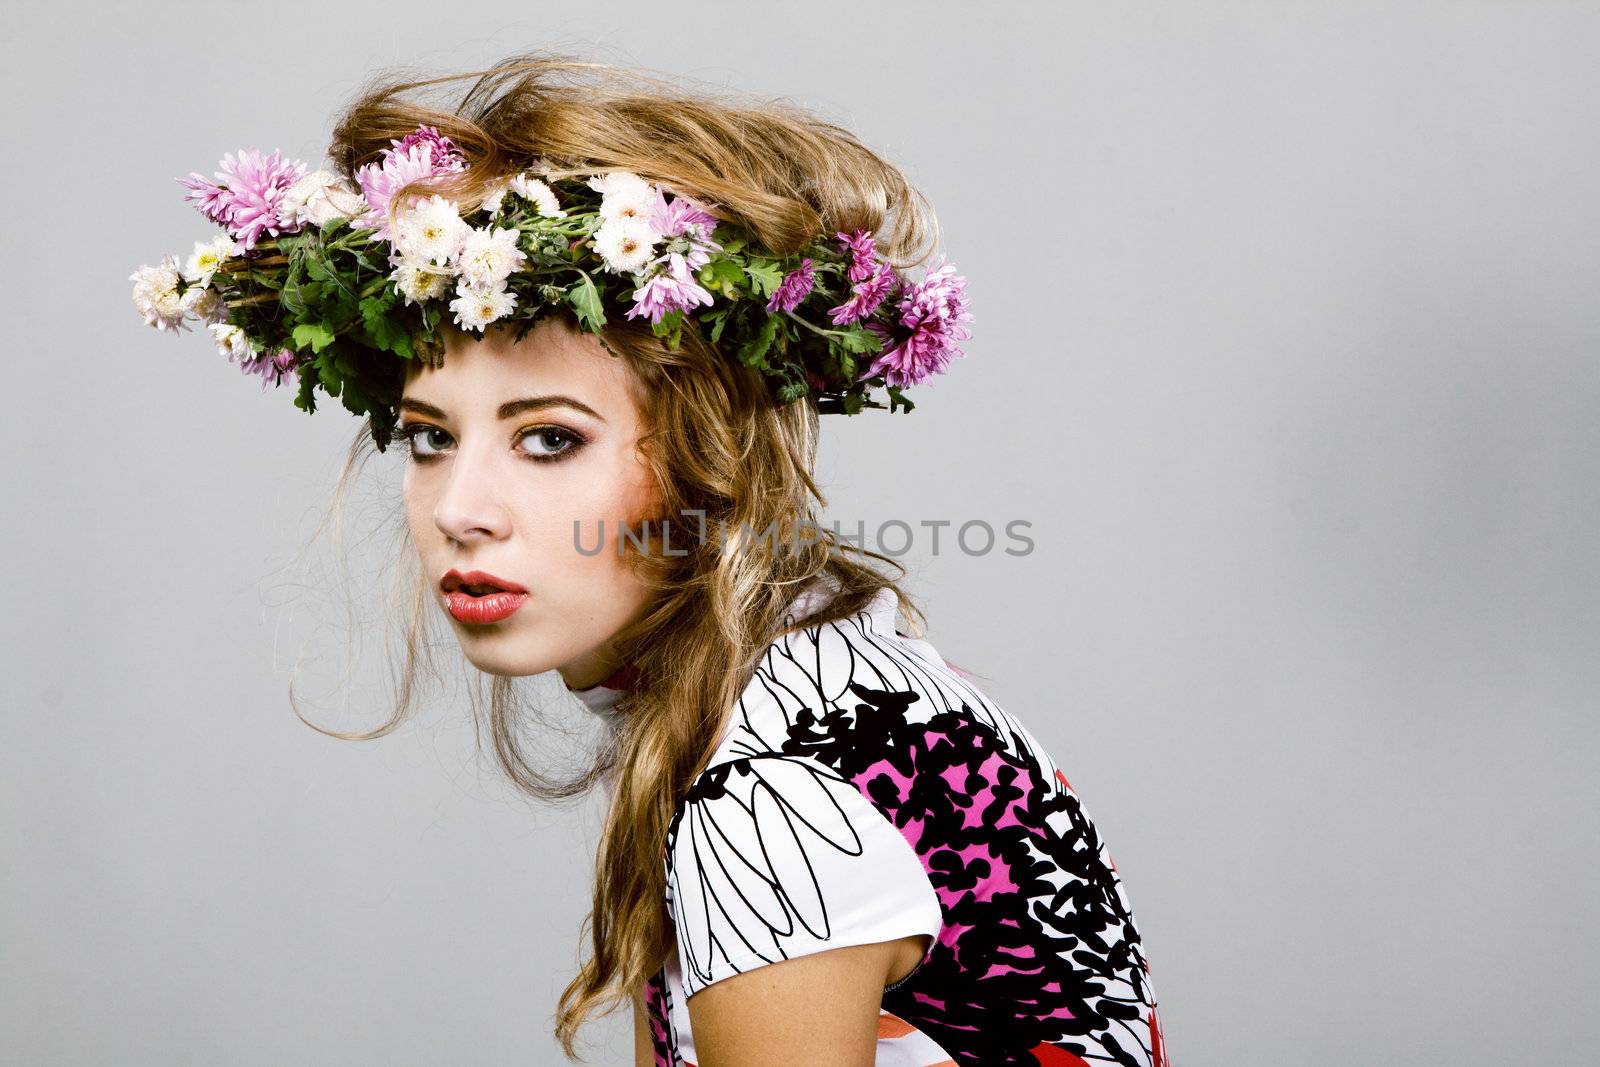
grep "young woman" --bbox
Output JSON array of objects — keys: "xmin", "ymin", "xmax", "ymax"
[{"xmin": 132, "ymin": 54, "xmax": 1168, "ymax": 1067}]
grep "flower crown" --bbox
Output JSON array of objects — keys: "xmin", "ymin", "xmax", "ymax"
[{"xmin": 129, "ymin": 124, "xmax": 974, "ymax": 452}]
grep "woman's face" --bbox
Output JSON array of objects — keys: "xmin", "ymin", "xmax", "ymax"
[{"xmin": 400, "ymin": 316, "xmax": 661, "ymax": 688}]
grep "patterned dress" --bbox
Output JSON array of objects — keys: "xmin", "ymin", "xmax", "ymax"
[{"xmin": 567, "ymin": 583, "xmax": 1169, "ymax": 1066}]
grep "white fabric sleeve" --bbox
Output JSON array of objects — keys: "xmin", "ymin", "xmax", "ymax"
[{"xmin": 665, "ymin": 752, "xmax": 944, "ymax": 999}]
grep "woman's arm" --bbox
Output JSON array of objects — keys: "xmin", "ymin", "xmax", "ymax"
[
  {"xmin": 633, "ymin": 985, "xmax": 655, "ymax": 1067},
  {"xmin": 685, "ymin": 935, "xmax": 922, "ymax": 1067}
]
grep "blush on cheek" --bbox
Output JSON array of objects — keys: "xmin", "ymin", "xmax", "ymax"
[{"xmin": 621, "ymin": 460, "xmax": 666, "ymax": 529}]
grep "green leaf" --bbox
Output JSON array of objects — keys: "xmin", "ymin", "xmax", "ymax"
[
  {"xmin": 293, "ymin": 362, "xmax": 320, "ymax": 414},
  {"xmin": 698, "ymin": 258, "xmax": 746, "ymax": 298},
  {"xmin": 329, "ymin": 286, "xmax": 358, "ymax": 324},
  {"xmin": 279, "ymin": 283, "xmax": 304, "ymax": 317},
  {"xmin": 359, "ymin": 297, "xmax": 414, "ymax": 358},
  {"xmin": 652, "ymin": 309, "xmax": 685, "ymax": 350},
  {"xmin": 744, "ymin": 260, "xmax": 783, "ymax": 298},
  {"xmin": 367, "ymin": 409, "xmax": 398, "ymax": 454},
  {"xmin": 833, "ymin": 326, "xmax": 882, "ymax": 354},
  {"xmin": 339, "ymin": 377, "xmax": 373, "ymax": 418},
  {"xmin": 700, "ymin": 306, "xmax": 732, "ymax": 344},
  {"xmin": 280, "ymin": 260, "xmax": 308, "ymax": 317},
  {"xmin": 567, "ymin": 274, "xmax": 606, "ymax": 331},
  {"xmin": 827, "ymin": 340, "xmax": 859, "ymax": 381},
  {"xmin": 292, "ymin": 322, "xmax": 336, "ymax": 354},
  {"xmin": 736, "ymin": 311, "xmax": 783, "ymax": 370}
]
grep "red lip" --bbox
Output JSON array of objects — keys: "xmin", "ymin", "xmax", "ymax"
[
  {"xmin": 445, "ymin": 589, "xmax": 527, "ymax": 624},
  {"xmin": 440, "ymin": 569, "xmax": 529, "ymax": 625},
  {"xmin": 441, "ymin": 569, "xmax": 528, "ymax": 594}
]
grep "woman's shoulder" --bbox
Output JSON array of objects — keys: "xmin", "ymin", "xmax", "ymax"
[{"xmin": 701, "ymin": 581, "xmax": 1059, "ymax": 784}]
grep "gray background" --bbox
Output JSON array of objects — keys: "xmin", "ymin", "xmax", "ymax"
[{"xmin": 5, "ymin": 1, "xmax": 1596, "ymax": 1064}]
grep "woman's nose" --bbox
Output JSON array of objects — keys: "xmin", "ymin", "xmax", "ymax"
[{"xmin": 432, "ymin": 443, "xmax": 513, "ymax": 544}]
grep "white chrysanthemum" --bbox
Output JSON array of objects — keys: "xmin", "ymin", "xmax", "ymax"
[
  {"xmin": 593, "ymin": 216, "xmax": 661, "ymax": 274},
  {"xmin": 392, "ymin": 195, "xmax": 470, "ymax": 266},
  {"xmin": 390, "ymin": 262, "xmax": 454, "ymax": 306},
  {"xmin": 208, "ymin": 322, "xmax": 254, "ymax": 361},
  {"xmin": 477, "ymin": 178, "xmax": 511, "ymax": 216},
  {"xmin": 182, "ymin": 234, "xmax": 239, "ymax": 288},
  {"xmin": 129, "ymin": 255, "xmax": 188, "ymax": 332},
  {"xmin": 449, "ymin": 280, "xmax": 519, "ymax": 332},
  {"xmin": 508, "ymin": 173, "xmax": 567, "ymax": 217},
  {"xmin": 587, "ymin": 170, "xmax": 656, "ymax": 223},
  {"xmin": 181, "ymin": 286, "xmax": 228, "ymax": 326},
  {"xmin": 457, "ymin": 226, "xmax": 528, "ymax": 290},
  {"xmin": 280, "ymin": 169, "xmax": 369, "ymax": 228}
]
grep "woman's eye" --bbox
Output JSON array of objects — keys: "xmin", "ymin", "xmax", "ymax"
[
  {"xmin": 518, "ymin": 426, "xmax": 585, "ymax": 462},
  {"xmin": 402, "ymin": 425, "xmax": 452, "ymax": 458},
  {"xmin": 398, "ymin": 423, "xmax": 584, "ymax": 464}
]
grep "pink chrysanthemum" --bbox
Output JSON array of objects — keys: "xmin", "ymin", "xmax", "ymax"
[
  {"xmin": 390, "ymin": 125, "xmax": 467, "ymax": 172},
  {"xmin": 626, "ymin": 258, "xmax": 715, "ymax": 324},
  {"xmin": 676, "ymin": 241, "xmax": 715, "ymax": 277},
  {"xmin": 635, "ymin": 190, "xmax": 724, "ymax": 284},
  {"xmin": 176, "ymin": 174, "xmax": 231, "ymax": 228},
  {"xmin": 665, "ymin": 250, "xmax": 707, "ymax": 285},
  {"xmin": 827, "ymin": 259, "xmax": 897, "ymax": 325},
  {"xmin": 767, "ymin": 258, "xmax": 816, "ymax": 313},
  {"xmin": 236, "ymin": 347, "xmax": 302, "ymax": 392},
  {"xmin": 177, "ymin": 148, "xmax": 309, "ymax": 252},
  {"xmin": 651, "ymin": 188, "xmax": 721, "ymax": 242},
  {"xmin": 835, "ymin": 229, "xmax": 879, "ymax": 284},
  {"xmin": 353, "ymin": 135, "xmax": 467, "ymax": 243},
  {"xmin": 858, "ymin": 255, "xmax": 973, "ymax": 388}
]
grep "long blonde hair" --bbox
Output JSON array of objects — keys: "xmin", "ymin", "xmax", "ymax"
[{"xmin": 300, "ymin": 51, "xmax": 945, "ymax": 1059}]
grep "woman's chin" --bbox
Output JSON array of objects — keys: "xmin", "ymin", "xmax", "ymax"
[{"xmin": 451, "ymin": 631, "xmax": 553, "ymax": 679}]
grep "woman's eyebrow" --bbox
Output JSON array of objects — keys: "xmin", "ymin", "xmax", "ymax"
[{"xmin": 399, "ymin": 395, "xmax": 606, "ymax": 423}]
